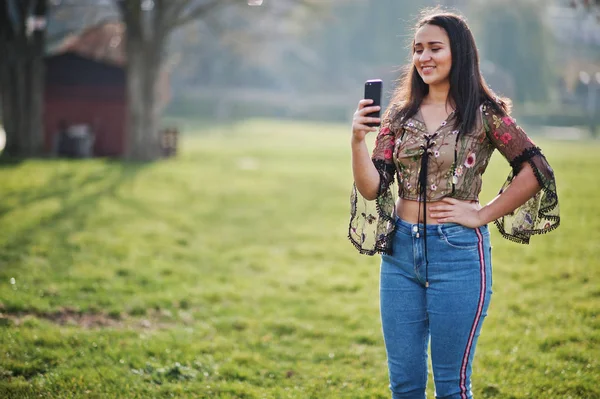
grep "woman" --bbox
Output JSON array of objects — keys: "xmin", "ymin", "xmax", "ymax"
[{"xmin": 349, "ymin": 8, "xmax": 559, "ymax": 399}]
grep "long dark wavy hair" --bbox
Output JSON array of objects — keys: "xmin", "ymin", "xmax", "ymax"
[{"xmin": 390, "ymin": 8, "xmax": 510, "ymax": 134}]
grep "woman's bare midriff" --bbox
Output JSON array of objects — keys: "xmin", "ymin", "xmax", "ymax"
[{"xmin": 395, "ymin": 197, "xmax": 479, "ymax": 225}]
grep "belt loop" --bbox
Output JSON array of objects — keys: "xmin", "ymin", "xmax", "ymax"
[{"xmin": 437, "ymin": 224, "xmax": 444, "ymax": 236}]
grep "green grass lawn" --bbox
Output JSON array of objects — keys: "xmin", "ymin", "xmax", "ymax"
[{"xmin": 0, "ymin": 120, "xmax": 598, "ymax": 398}]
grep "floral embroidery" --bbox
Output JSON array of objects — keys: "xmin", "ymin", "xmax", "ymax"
[
  {"xmin": 502, "ymin": 116, "xmax": 514, "ymax": 126},
  {"xmin": 349, "ymin": 100, "xmax": 559, "ymax": 255},
  {"xmin": 464, "ymin": 152, "xmax": 476, "ymax": 168},
  {"xmin": 492, "ymin": 114, "xmax": 502, "ymax": 129},
  {"xmin": 500, "ymin": 132, "xmax": 512, "ymax": 145}
]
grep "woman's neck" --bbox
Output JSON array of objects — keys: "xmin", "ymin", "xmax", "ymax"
[{"xmin": 423, "ymin": 83, "xmax": 451, "ymax": 106}]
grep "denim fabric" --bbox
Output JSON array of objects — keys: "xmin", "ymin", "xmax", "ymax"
[{"xmin": 380, "ymin": 218, "xmax": 493, "ymax": 399}]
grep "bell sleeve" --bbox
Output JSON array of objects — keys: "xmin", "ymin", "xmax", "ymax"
[
  {"xmin": 482, "ymin": 102, "xmax": 560, "ymax": 244},
  {"xmin": 348, "ymin": 110, "xmax": 398, "ymax": 255}
]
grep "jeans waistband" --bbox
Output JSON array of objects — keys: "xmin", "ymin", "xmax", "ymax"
[{"xmin": 394, "ymin": 217, "xmax": 488, "ymax": 237}]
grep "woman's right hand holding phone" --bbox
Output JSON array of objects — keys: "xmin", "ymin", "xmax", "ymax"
[
  {"xmin": 352, "ymin": 99, "xmax": 381, "ymax": 144},
  {"xmin": 351, "ymin": 99, "xmax": 382, "ymax": 201}
]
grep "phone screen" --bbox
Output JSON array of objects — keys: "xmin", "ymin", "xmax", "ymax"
[{"xmin": 364, "ymin": 79, "xmax": 382, "ymax": 127}]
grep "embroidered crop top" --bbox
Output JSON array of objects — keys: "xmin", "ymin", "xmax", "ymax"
[{"xmin": 349, "ymin": 100, "xmax": 560, "ymax": 255}]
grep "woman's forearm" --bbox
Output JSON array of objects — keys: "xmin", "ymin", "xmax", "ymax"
[
  {"xmin": 478, "ymin": 162, "xmax": 541, "ymax": 225},
  {"xmin": 351, "ymin": 138, "xmax": 380, "ymax": 201}
]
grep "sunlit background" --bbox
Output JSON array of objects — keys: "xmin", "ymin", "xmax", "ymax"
[
  {"xmin": 0, "ymin": 1, "xmax": 599, "ymax": 398},
  {"xmin": 2, "ymin": 0, "xmax": 600, "ymax": 157},
  {"xmin": 166, "ymin": 0, "xmax": 600, "ymax": 137}
]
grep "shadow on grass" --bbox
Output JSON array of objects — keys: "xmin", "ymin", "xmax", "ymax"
[
  {"xmin": 0, "ymin": 163, "xmax": 103, "ymax": 218},
  {"xmin": 108, "ymin": 185, "xmax": 197, "ymax": 237},
  {"xmin": 0, "ymin": 155, "xmax": 24, "ymax": 169},
  {"xmin": 0, "ymin": 160, "xmax": 149, "ymax": 269}
]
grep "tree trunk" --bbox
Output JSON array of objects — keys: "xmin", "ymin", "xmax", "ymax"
[
  {"xmin": 12, "ymin": 55, "xmax": 45, "ymax": 157},
  {"xmin": 124, "ymin": 36, "xmax": 163, "ymax": 161},
  {"xmin": 1, "ymin": 52, "xmax": 33, "ymax": 156},
  {"xmin": 27, "ymin": 5, "xmax": 46, "ymax": 156},
  {"xmin": 0, "ymin": 40, "xmax": 22, "ymax": 156},
  {"xmin": 0, "ymin": 0, "xmax": 46, "ymax": 157},
  {"xmin": 0, "ymin": 61, "xmax": 16, "ymax": 154},
  {"xmin": 116, "ymin": 0, "xmax": 240, "ymax": 160}
]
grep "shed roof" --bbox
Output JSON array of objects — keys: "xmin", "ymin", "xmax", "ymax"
[
  {"xmin": 46, "ymin": 52, "xmax": 126, "ymax": 86},
  {"xmin": 57, "ymin": 20, "xmax": 126, "ymax": 67},
  {"xmin": 51, "ymin": 19, "xmax": 171, "ymax": 109}
]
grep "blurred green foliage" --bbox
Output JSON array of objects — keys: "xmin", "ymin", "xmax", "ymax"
[
  {"xmin": 473, "ymin": 0, "xmax": 553, "ymax": 103},
  {"xmin": 165, "ymin": 0, "xmax": 600, "ymax": 130}
]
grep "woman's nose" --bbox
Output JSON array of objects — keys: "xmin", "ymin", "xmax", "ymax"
[{"xmin": 419, "ymin": 50, "xmax": 431, "ymax": 62}]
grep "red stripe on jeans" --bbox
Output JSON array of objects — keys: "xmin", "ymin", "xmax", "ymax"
[{"xmin": 459, "ymin": 228, "xmax": 486, "ymax": 399}]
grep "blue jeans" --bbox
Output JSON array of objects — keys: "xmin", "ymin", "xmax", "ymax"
[{"xmin": 380, "ymin": 218, "xmax": 493, "ymax": 399}]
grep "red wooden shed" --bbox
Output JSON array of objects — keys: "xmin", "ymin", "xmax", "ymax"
[
  {"xmin": 43, "ymin": 21, "xmax": 171, "ymax": 157},
  {"xmin": 44, "ymin": 51, "xmax": 126, "ymax": 157}
]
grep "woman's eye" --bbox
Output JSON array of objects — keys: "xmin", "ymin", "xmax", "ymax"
[
  {"xmin": 415, "ymin": 49, "xmax": 423, "ymax": 54},
  {"xmin": 431, "ymin": 48, "xmax": 440, "ymax": 52}
]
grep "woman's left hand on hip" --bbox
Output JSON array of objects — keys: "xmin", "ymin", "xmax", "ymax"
[{"xmin": 429, "ymin": 198, "xmax": 484, "ymax": 228}]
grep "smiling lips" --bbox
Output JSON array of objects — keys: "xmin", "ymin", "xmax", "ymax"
[{"xmin": 421, "ymin": 66, "xmax": 436, "ymax": 75}]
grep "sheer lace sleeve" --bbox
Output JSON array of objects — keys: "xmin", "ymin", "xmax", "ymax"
[
  {"xmin": 482, "ymin": 102, "xmax": 560, "ymax": 243},
  {"xmin": 348, "ymin": 108, "xmax": 398, "ymax": 255}
]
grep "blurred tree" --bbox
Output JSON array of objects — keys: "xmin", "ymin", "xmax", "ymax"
[
  {"xmin": 553, "ymin": 0, "xmax": 600, "ymax": 23},
  {"xmin": 0, "ymin": 0, "xmax": 113, "ymax": 157},
  {"xmin": 473, "ymin": 0, "xmax": 553, "ymax": 103},
  {"xmin": 0, "ymin": 0, "xmax": 47, "ymax": 156},
  {"xmin": 0, "ymin": 0, "xmax": 326, "ymax": 160},
  {"xmin": 278, "ymin": 0, "xmax": 429, "ymax": 92},
  {"xmin": 569, "ymin": 0, "xmax": 600, "ymax": 12},
  {"xmin": 46, "ymin": 1, "xmax": 118, "ymax": 49},
  {"xmin": 115, "ymin": 0, "xmax": 325, "ymax": 161},
  {"xmin": 177, "ymin": 0, "xmax": 430, "ymax": 93}
]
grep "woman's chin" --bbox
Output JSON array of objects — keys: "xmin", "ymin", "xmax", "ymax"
[
  {"xmin": 420, "ymin": 74, "xmax": 436, "ymax": 84},
  {"xmin": 421, "ymin": 76, "xmax": 447, "ymax": 86}
]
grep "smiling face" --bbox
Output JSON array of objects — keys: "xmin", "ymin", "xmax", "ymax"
[{"xmin": 413, "ymin": 24, "xmax": 452, "ymax": 88}]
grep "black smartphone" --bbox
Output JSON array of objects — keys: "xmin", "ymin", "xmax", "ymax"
[{"xmin": 364, "ymin": 79, "xmax": 382, "ymax": 127}]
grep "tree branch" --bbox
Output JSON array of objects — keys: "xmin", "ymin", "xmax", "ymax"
[
  {"xmin": 169, "ymin": 0, "xmax": 233, "ymax": 30},
  {"xmin": 153, "ymin": 0, "xmax": 174, "ymax": 42},
  {"xmin": 163, "ymin": 0, "xmax": 189, "ymax": 27},
  {"xmin": 0, "ymin": 2, "xmax": 11, "ymax": 39},
  {"xmin": 115, "ymin": 0, "xmax": 142, "ymax": 40}
]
